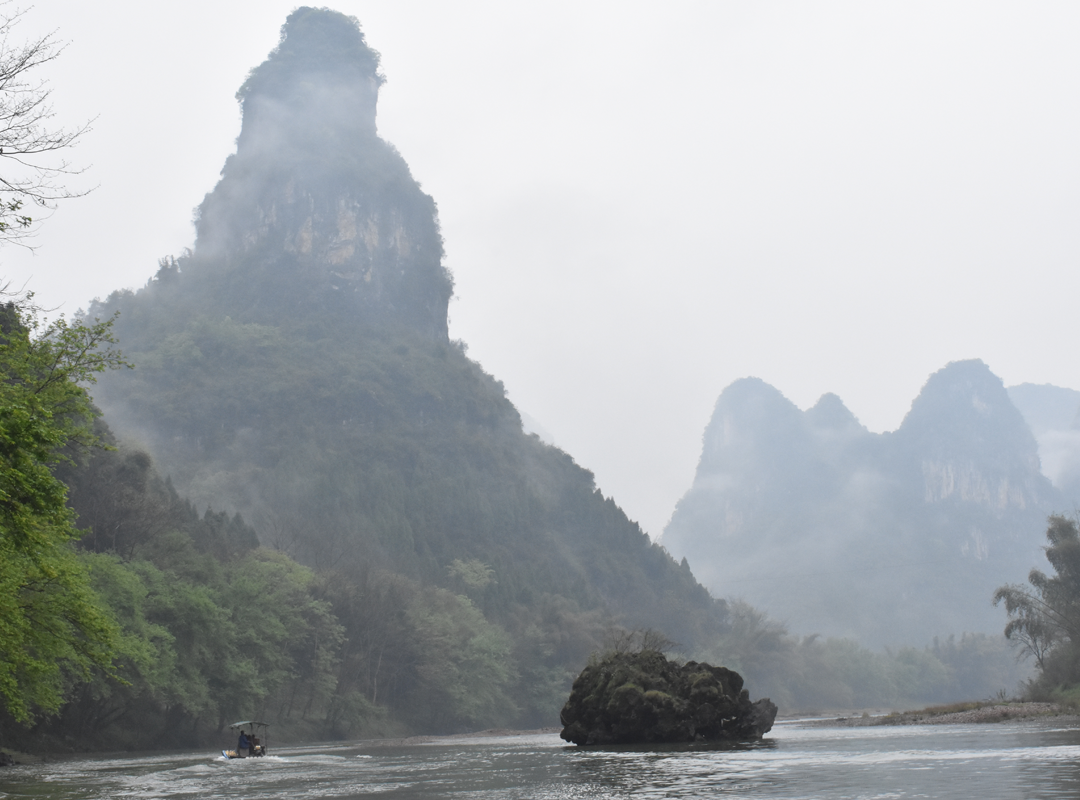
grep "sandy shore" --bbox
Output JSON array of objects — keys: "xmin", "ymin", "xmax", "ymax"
[
  {"xmin": 806, "ymin": 702, "xmax": 1079, "ymax": 727},
  {"xmin": 359, "ymin": 727, "xmax": 563, "ymax": 747}
]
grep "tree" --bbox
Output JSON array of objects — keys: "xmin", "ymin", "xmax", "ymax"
[
  {"xmin": 404, "ymin": 586, "xmax": 516, "ymax": 730},
  {"xmin": 0, "ymin": 3, "xmax": 90, "ymax": 242},
  {"xmin": 0, "ymin": 294, "xmax": 125, "ymax": 722},
  {"xmin": 994, "ymin": 516, "xmax": 1080, "ymax": 672}
]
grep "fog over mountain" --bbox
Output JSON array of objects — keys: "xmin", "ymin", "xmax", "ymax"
[
  {"xmin": 167, "ymin": 9, "xmax": 451, "ymax": 341},
  {"xmin": 663, "ymin": 360, "xmax": 1064, "ymax": 648},
  {"xmin": 1007, "ymin": 383, "xmax": 1080, "ymax": 504}
]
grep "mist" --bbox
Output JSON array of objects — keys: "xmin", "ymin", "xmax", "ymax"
[
  {"xmin": 1009, "ymin": 383, "xmax": 1080, "ymax": 499},
  {"xmin": 1, "ymin": 1, "xmax": 1078, "ymax": 540},
  {"xmin": 662, "ymin": 360, "xmax": 1063, "ymax": 650}
]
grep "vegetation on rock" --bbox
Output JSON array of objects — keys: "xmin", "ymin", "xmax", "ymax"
[{"xmin": 559, "ymin": 644, "xmax": 777, "ymax": 746}]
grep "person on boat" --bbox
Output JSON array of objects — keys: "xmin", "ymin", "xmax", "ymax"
[{"xmin": 237, "ymin": 730, "xmax": 251, "ymax": 756}]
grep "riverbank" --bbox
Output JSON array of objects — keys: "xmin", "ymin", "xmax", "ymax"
[
  {"xmin": 809, "ymin": 701, "xmax": 1078, "ymax": 727},
  {"xmin": 0, "ymin": 749, "xmax": 44, "ymax": 766},
  {"xmin": 359, "ymin": 727, "xmax": 562, "ymax": 747}
]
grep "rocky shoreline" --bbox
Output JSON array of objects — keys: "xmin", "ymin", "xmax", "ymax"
[{"xmin": 806, "ymin": 702, "xmax": 1077, "ymax": 727}]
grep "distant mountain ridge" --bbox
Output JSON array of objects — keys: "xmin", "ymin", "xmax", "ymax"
[
  {"xmin": 1007, "ymin": 383, "xmax": 1080, "ymax": 436},
  {"xmin": 1007, "ymin": 383, "xmax": 1080, "ymax": 502},
  {"xmin": 662, "ymin": 359, "xmax": 1061, "ymax": 647}
]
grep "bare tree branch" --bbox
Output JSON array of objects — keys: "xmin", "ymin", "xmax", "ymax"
[{"xmin": 0, "ymin": 3, "xmax": 92, "ymax": 245}]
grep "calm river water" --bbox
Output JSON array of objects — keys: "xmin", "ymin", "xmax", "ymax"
[{"xmin": 3, "ymin": 719, "xmax": 1080, "ymax": 799}]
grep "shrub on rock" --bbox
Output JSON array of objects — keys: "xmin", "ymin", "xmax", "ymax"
[{"xmin": 559, "ymin": 650, "xmax": 777, "ymax": 745}]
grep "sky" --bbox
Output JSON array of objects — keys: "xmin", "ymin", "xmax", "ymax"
[{"xmin": 6, "ymin": 1, "xmax": 1080, "ymax": 540}]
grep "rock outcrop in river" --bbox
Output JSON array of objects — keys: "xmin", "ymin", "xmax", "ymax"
[{"xmin": 559, "ymin": 650, "xmax": 777, "ymax": 745}]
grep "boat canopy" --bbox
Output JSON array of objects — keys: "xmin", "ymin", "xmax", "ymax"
[{"xmin": 229, "ymin": 720, "xmax": 270, "ymax": 730}]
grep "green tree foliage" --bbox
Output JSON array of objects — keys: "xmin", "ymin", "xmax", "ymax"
[
  {"xmin": 13, "ymin": 506, "xmax": 348, "ymax": 749},
  {"xmin": 699, "ymin": 601, "xmax": 1027, "ymax": 711},
  {"xmin": 0, "ymin": 297, "xmax": 124, "ymax": 723},
  {"xmin": 995, "ymin": 515, "xmax": 1080, "ymax": 685},
  {"xmin": 6, "ymin": 417, "xmax": 520, "ymax": 746},
  {"xmin": 313, "ymin": 568, "xmax": 517, "ymax": 735},
  {"xmin": 404, "ymin": 586, "xmax": 515, "ymax": 730},
  {"xmin": 447, "ymin": 558, "xmax": 495, "ymax": 595}
]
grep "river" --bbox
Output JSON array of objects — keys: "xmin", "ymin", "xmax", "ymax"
[{"xmin": 3, "ymin": 718, "xmax": 1080, "ymax": 799}]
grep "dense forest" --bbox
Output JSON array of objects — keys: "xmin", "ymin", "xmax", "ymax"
[{"xmin": 0, "ymin": 7, "xmax": 1040, "ymax": 754}]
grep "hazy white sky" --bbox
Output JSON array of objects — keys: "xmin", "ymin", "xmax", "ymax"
[{"xmin": 7, "ymin": 1, "xmax": 1080, "ymax": 538}]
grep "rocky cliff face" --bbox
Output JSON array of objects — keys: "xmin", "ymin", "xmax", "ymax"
[
  {"xmin": 896, "ymin": 361, "xmax": 1046, "ymax": 508},
  {"xmin": 663, "ymin": 360, "xmax": 1061, "ymax": 647},
  {"xmin": 187, "ymin": 7, "xmax": 451, "ymax": 340}
]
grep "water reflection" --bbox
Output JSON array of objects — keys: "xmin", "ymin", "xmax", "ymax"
[{"xmin": 2, "ymin": 720, "xmax": 1080, "ymax": 799}]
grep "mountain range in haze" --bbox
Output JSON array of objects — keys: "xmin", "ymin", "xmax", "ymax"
[
  {"xmin": 662, "ymin": 359, "xmax": 1078, "ymax": 647},
  {"xmin": 1007, "ymin": 382, "xmax": 1080, "ymax": 503}
]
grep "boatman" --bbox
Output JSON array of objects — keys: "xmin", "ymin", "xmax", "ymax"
[{"xmin": 237, "ymin": 730, "xmax": 251, "ymax": 756}]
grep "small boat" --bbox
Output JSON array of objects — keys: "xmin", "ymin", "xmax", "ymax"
[{"xmin": 222, "ymin": 720, "xmax": 270, "ymax": 759}]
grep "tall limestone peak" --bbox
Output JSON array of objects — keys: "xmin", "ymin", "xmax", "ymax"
[
  {"xmin": 88, "ymin": 10, "xmax": 726, "ymax": 730},
  {"xmin": 664, "ymin": 378, "xmax": 858, "ymax": 592},
  {"xmin": 191, "ymin": 7, "xmax": 451, "ymax": 340},
  {"xmin": 693, "ymin": 380, "xmax": 870, "ymax": 496},
  {"xmin": 805, "ymin": 392, "xmax": 862, "ymax": 432},
  {"xmin": 698, "ymin": 377, "xmax": 807, "ymax": 476},
  {"xmin": 236, "ymin": 6, "xmax": 383, "ymax": 145},
  {"xmin": 898, "ymin": 359, "xmax": 1039, "ymax": 467},
  {"xmin": 896, "ymin": 359, "xmax": 1048, "ymax": 512}
]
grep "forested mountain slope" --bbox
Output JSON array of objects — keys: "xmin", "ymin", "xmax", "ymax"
[
  {"xmin": 663, "ymin": 360, "xmax": 1062, "ymax": 647},
  {"xmin": 86, "ymin": 8, "xmax": 723, "ymax": 730}
]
